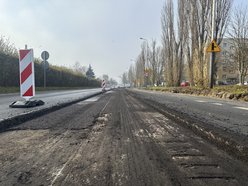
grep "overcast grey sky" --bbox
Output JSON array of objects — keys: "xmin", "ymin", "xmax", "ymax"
[{"xmin": 0, "ymin": 0, "xmax": 247, "ymax": 82}]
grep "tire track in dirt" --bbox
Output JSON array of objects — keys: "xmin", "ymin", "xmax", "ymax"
[
  {"xmin": 47, "ymin": 93, "xmax": 116, "ymax": 186},
  {"xmin": 122, "ymin": 92, "xmax": 187, "ymax": 186}
]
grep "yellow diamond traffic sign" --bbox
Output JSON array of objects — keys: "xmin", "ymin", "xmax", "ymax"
[{"xmin": 206, "ymin": 40, "xmax": 221, "ymax": 52}]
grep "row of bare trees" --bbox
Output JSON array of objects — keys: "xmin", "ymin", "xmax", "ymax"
[
  {"xmin": 0, "ymin": 36, "xmax": 117, "ymax": 88},
  {"xmin": 0, "ymin": 36, "xmax": 101, "ymax": 87},
  {"xmin": 0, "ymin": 36, "xmax": 18, "ymax": 57},
  {"xmin": 123, "ymin": 0, "xmax": 248, "ymax": 87}
]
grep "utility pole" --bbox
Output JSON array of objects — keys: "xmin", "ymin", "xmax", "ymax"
[{"xmin": 209, "ymin": 0, "xmax": 216, "ymax": 88}]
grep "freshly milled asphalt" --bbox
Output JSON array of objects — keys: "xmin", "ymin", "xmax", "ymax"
[
  {"xmin": 131, "ymin": 89, "xmax": 248, "ymax": 136},
  {"xmin": 0, "ymin": 89, "xmax": 248, "ymax": 186}
]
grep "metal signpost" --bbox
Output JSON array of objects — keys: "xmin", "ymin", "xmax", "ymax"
[
  {"xmin": 41, "ymin": 51, "xmax": 49, "ymax": 88},
  {"xmin": 207, "ymin": 39, "xmax": 221, "ymax": 88}
]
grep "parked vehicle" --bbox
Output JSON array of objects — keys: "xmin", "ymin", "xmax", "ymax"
[
  {"xmin": 236, "ymin": 81, "xmax": 248, "ymax": 86},
  {"xmin": 180, "ymin": 81, "xmax": 190, "ymax": 87},
  {"xmin": 216, "ymin": 81, "xmax": 229, "ymax": 85}
]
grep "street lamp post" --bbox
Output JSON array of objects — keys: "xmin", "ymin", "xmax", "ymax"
[
  {"xmin": 140, "ymin": 37, "xmax": 149, "ymax": 87},
  {"xmin": 209, "ymin": 0, "xmax": 216, "ymax": 88}
]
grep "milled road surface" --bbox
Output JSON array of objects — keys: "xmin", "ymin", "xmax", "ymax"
[
  {"xmin": 131, "ymin": 89, "xmax": 248, "ymax": 136},
  {"xmin": 0, "ymin": 89, "xmax": 248, "ymax": 186}
]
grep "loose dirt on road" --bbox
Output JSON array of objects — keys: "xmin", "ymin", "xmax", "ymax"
[{"xmin": 0, "ymin": 90, "xmax": 248, "ymax": 186}]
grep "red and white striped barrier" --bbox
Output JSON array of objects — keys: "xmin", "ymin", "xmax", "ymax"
[
  {"xmin": 101, "ymin": 80, "xmax": 106, "ymax": 92},
  {"xmin": 101, "ymin": 80, "xmax": 106, "ymax": 88},
  {"xmin": 19, "ymin": 49, "xmax": 35, "ymax": 100}
]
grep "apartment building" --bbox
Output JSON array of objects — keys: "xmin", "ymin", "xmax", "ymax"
[{"xmin": 216, "ymin": 38, "xmax": 239, "ymax": 84}]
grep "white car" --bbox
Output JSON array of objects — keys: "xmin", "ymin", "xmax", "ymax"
[{"xmin": 237, "ymin": 81, "xmax": 248, "ymax": 85}]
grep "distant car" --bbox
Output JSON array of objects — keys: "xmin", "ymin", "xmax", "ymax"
[
  {"xmin": 180, "ymin": 81, "xmax": 190, "ymax": 87},
  {"xmin": 236, "ymin": 81, "xmax": 248, "ymax": 86},
  {"xmin": 216, "ymin": 81, "xmax": 229, "ymax": 85}
]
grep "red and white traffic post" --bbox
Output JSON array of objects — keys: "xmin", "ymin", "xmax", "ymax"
[
  {"xmin": 101, "ymin": 80, "xmax": 106, "ymax": 92},
  {"xmin": 19, "ymin": 48, "xmax": 35, "ymax": 100},
  {"xmin": 9, "ymin": 46, "xmax": 44, "ymax": 108}
]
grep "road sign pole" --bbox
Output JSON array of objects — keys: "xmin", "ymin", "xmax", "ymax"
[
  {"xmin": 209, "ymin": 0, "xmax": 215, "ymax": 88},
  {"xmin": 41, "ymin": 51, "xmax": 49, "ymax": 88},
  {"xmin": 44, "ymin": 59, "xmax": 46, "ymax": 88},
  {"xmin": 210, "ymin": 52, "xmax": 215, "ymax": 88}
]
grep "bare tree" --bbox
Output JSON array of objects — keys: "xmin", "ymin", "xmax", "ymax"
[
  {"xmin": 149, "ymin": 40, "xmax": 158, "ymax": 85},
  {"xmin": 161, "ymin": 0, "xmax": 187, "ymax": 86},
  {"xmin": 161, "ymin": 0, "xmax": 175, "ymax": 86},
  {"xmin": 0, "ymin": 36, "xmax": 18, "ymax": 56},
  {"xmin": 215, "ymin": 0, "xmax": 233, "ymax": 44},
  {"xmin": 109, "ymin": 78, "xmax": 118, "ymax": 87},
  {"xmin": 132, "ymin": 0, "xmax": 232, "ymax": 88},
  {"xmin": 128, "ymin": 65, "xmax": 135, "ymax": 87},
  {"xmin": 133, "ymin": 44, "xmax": 146, "ymax": 87},
  {"xmin": 121, "ymin": 72, "xmax": 128, "ymax": 87},
  {"xmin": 182, "ymin": 0, "xmax": 232, "ymax": 86},
  {"xmin": 192, "ymin": 0, "xmax": 211, "ymax": 86},
  {"xmin": 175, "ymin": 0, "xmax": 188, "ymax": 86},
  {"xmin": 102, "ymin": 74, "xmax": 109, "ymax": 82},
  {"xmin": 73, "ymin": 61, "xmax": 86, "ymax": 75},
  {"xmin": 156, "ymin": 46, "xmax": 165, "ymax": 85},
  {"xmin": 213, "ymin": 0, "xmax": 233, "ymax": 82},
  {"xmin": 228, "ymin": 6, "xmax": 248, "ymax": 84},
  {"xmin": 184, "ymin": 0, "xmax": 195, "ymax": 86}
]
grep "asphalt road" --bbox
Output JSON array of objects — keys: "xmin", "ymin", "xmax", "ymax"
[
  {"xmin": 0, "ymin": 89, "xmax": 247, "ymax": 186},
  {"xmin": 0, "ymin": 88, "xmax": 102, "ymax": 121},
  {"xmin": 131, "ymin": 89, "xmax": 248, "ymax": 137}
]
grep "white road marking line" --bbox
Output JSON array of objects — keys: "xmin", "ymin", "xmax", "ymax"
[
  {"xmin": 195, "ymin": 100, "xmax": 207, "ymax": 103},
  {"xmin": 211, "ymin": 103, "xmax": 223, "ymax": 106},
  {"xmin": 86, "ymin": 97, "xmax": 100, "ymax": 102},
  {"xmin": 234, "ymin": 107, "xmax": 248, "ymax": 111},
  {"xmin": 77, "ymin": 102, "xmax": 89, "ymax": 105},
  {"xmin": 77, "ymin": 96, "xmax": 100, "ymax": 105}
]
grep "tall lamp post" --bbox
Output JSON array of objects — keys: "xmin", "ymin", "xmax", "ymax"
[
  {"xmin": 140, "ymin": 37, "xmax": 149, "ymax": 87},
  {"xmin": 209, "ymin": 0, "xmax": 216, "ymax": 88}
]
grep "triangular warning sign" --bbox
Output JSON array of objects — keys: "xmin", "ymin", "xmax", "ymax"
[{"xmin": 206, "ymin": 40, "xmax": 221, "ymax": 52}]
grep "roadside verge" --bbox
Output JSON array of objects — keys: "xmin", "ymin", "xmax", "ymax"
[{"xmin": 145, "ymin": 86, "xmax": 248, "ymax": 102}]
